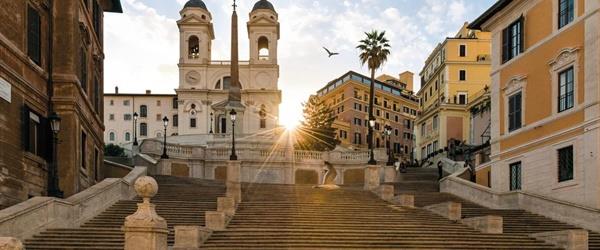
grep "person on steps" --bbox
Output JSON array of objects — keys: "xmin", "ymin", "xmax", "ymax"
[{"xmin": 437, "ymin": 161, "xmax": 444, "ymax": 180}]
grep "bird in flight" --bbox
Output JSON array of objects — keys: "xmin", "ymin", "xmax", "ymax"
[{"xmin": 323, "ymin": 47, "xmax": 340, "ymax": 57}]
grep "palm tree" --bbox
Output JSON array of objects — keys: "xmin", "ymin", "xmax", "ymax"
[{"xmin": 357, "ymin": 30, "xmax": 391, "ymax": 165}]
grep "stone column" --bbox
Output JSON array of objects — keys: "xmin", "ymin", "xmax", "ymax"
[
  {"xmin": 123, "ymin": 176, "xmax": 168, "ymax": 250},
  {"xmin": 364, "ymin": 165, "xmax": 381, "ymax": 190},
  {"xmin": 227, "ymin": 160, "xmax": 242, "ymax": 204},
  {"xmin": 0, "ymin": 237, "xmax": 23, "ymax": 250},
  {"xmin": 173, "ymin": 226, "xmax": 212, "ymax": 250},
  {"xmin": 383, "ymin": 166, "xmax": 396, "ymax": 183}
]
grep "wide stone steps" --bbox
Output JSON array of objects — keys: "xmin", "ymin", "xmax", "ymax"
[
  {"xmin": 393, "ymin": 168, "xmax": 600, "ymax": 249},
  {"xmin": 23, "ymin": 175, "xmax": 226, "ymax": 249},
  {"xmin": 202, "ymin": 184, "xmax": 557, "ymax": 249}
]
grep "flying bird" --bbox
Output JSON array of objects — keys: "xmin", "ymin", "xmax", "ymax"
[{"xmin": 323, "ymin": 47, "xmax": 340, "ymax": 57}]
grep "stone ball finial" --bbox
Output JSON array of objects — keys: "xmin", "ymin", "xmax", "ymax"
[
  {"xmin": 0, "ymin": 237, "xmax": 24, "ymax": 250},
  {"xmin": 134, "ymin": 176, "xmax": 158, "ymax": 201}
]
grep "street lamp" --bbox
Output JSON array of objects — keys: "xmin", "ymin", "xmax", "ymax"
[
  {"xmin": 384, "ymin": 125, "xmax": 394, "ymax": 166},
  {"xmin": 368, "ymin": 117, "xmax": 377, "ymax": 165},
  {"xmin": 133, "ymin": 112, "xmax": 138, "ymax": 146},
  {"xmin": 161, "ymin": 116, "xmax": 169, "ymax": 159},
  {"xmin": 209, "ymin": 112, "xmax": 214, "ymax": 134},
  {"xmin": 229, "ymin": 109, "xmax": 238, "ymax": 161},
  {"xmin": 48, "ymin": 112, "xmax": 64, "ymax": 198}
]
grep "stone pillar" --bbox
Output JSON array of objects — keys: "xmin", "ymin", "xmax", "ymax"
[
  {"xmin": 227, "ymin": 161, "xmax": 242, "ymax": 204},
  {"xmin": 530, "ymin": 230, "xmax": 588, "ymax": 250},
  {"xmin": 0, "ymin": 237, "xmax": 23, "ymax": 250},
  {"xmin": 123, "ymin": 176, "xmax": 168, "ymax": 250},
  {"xmin": 462, "ymin": 215, "xmax": 503, "ymax": 234},
  {"xmin": 205, "ymin": 211, "xmax": 227, "ymax": 231},
  {"xmin": 217, "ymin": 197, "xmax": 236, "ymax": 217},
  {"xmin": 364, "ymin": 165, "xmax": 381, "ymax": 190},
  {"xmin": 424, "ymin": 202, "xmax": 461, "ymax": 221},
  {"xmin": 377, "ymin": 184, "xmax": 394, "ymax": 201},
  {"xmin": 391, "ymin": 194, "xmax": 414, "ymax": 207},
  {"xmin": 173, "ymin": 226, "xmax": 212, "ymax": 250},
  {"xmin": 383, "ymin": 166, "xmax": 396, "ymax": 183}
]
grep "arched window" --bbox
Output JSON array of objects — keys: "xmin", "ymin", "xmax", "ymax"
[
  {"xmin": 259, "ymin": 105, "xmax": 267, "ymax": 129},
  {"xmin": 140, "ymin": 123, "xmax": 147, "ymax": 136},
  {"xmin": 258, "ymin": 36, "xmax": 269, "ymax": 60},
  {"xmin": 188, "ymin": 36, "xmax": 199, "ymax": 59},
  {"xmin": 125, "ymin": 132, "xmax": 131, "ymax": 141},
  {"xmin": 140, "ymin": 105, "xmax": 148, "ymax": 117},
  {"xmin": 109, "ymin": 132, "xmax": 115, "ymax": 141},
  {"xmin": 215, "ymin": 76, "xmax": 233, "ymax": 90}
]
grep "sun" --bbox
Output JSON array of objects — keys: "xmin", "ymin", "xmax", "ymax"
[{"xmin": 279, "ymin": 102, "xmax": 302, "ymax": 130}]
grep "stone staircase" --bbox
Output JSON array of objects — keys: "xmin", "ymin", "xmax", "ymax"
[
  {"xmin": 23, "ymin": 175, "xmax": 226, "ymax": 249},
  {"xmin": 202, "ymin": 183, "xmax": 558, "ymax": 249},
  {"xmin": 392, "ymin": 167, "xmax": 600, "ymax": 249}
]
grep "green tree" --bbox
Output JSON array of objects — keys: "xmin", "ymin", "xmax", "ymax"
[
  {"xmin": 295, "ymin": 95, "xmax": 339, "ymax": 151},
  {"xmin": 104, "ymin": 144, "xmax": 125, "ymax": 157},
  {"xmin": 357, "ymin": 30, "xmax": 391, "ymax": 164}
]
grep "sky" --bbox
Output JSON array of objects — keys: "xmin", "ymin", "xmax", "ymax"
[{"xmin": 103, "ymin": 0, "xmax": 495, "ymax": 127}]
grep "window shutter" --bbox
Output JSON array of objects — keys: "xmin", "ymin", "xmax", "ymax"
[
  {"xmin": 519, "ymin": 16, "xmax": 525, "ymax": 53},
  {"xmin": 501, "ymin": 27, "xmax": 509, "ymax": 63},
  {"xmin": 22, "ymin": 105, "xmax": 30, "ymax": 151},
  {"xmin": 38, "ymin": 116, "xmax": 51, "ymax": 161},
  {"xmin": 27, "ymin": 6, "xmax": 41, "ymax": 65}
]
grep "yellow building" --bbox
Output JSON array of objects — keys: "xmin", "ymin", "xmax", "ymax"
[
  {"xmin": 469, "ymin": 0, "xmax": 600, "ymax": 209},
  {"xmin": 415, "ymin": 23, "xmax": 491, "ymax": 160},
  {"xmin": 317, "ymin": 71, "xmax": 419, "ymax": 161}
]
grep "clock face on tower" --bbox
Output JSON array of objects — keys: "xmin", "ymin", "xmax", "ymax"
[{"xmin": 185, "ymin": 70, "xmax": 201, "ymax": 85}]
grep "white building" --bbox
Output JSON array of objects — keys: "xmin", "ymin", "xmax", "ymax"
[{"xmin": 104, "ymin": 0, "xmax": 282, "ymax": 146}]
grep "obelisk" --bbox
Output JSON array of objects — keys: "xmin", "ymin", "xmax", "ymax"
[{"xmin": 228, "ymin": 0, "xmax": 242, "ymax": 105}]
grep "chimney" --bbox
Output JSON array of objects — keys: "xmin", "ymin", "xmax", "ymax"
[
  {"xmin": 399, "ymin": 71, "xmax": 414, "ymax": 91},
  {"xmin": 146, "ymin": 90, "xmax": 151, "ymax": 94},
  {"xmin": 115, "ymin": 86, "xmax": 119, "ymax": 94}
]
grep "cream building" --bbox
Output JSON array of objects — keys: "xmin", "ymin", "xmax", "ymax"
[
  {"xmin": 415, "ymin": 23, "xmax": 491, "ymax": 160},
  {"xmin": 103, "ymin": 0, "xmax": 282, "ymax": 147}
]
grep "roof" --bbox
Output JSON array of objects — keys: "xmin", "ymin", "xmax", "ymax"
[
  {"xmin": 183, "ymin": 0, "xmax": 208, "ymax": 11},
  {"xmin": 104, "ymin": 93, "xmax": 176, "ymax": 97},
  {"xmin": 468, "ymin": 0, "xmax": 513, "ymax": 30},
  {"xmin": 252, "ymin": 0, "xmax": 276, "ymax": 12},
  {"xmin": 317, "ymin": 71, "xmax": 418, "ymax": 103}
]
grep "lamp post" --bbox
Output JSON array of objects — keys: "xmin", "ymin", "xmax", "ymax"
[
  {"xmin": 229, "ymin": 109, "xmax": 238, "ymax": 160},
  {"xmin": 209, "ymin": 112, "xmax": 214, "ymax": 134},
  {"xmin": 384, "ymin": 125, "xmax": 394, "ymax": 166},
  {"xmin": 368, "ymin": 118, "xmax": 377, "ymax": 165},
  {"xmin": 161, "ymin": 116, "xmax": 169, "ymax": 159},
  {"xmin": 48, "ymin": 112, "xmax": 64, "ymax": 198},
  {"xmin": 133, "ymin": 112, "xmax": 138, "ymax": 146}
]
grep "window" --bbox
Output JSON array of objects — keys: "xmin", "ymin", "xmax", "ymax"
[
  {"xmin": 259, "ymin": 105, "xmax": 267, "ymax": 129},
  {"xmin": 109, "ymin": 114, "xmax": 114, "ymax": 120},
  {"xmin": 110, "ymin": 100, "xmax": 114, "ymax": 106},
  {"xmin": 509, "ymin": 162, "xmax": 522, "ymax": 191},
  {"xmin": 385, "ymin": 112, "xmax": 390, "ymax": 119},
  {"xmin": 395, "ymin": 115, "xmax": 399, "ymax": 123},
  {"xmin": 140, "ymin": 105, "xmax": 148, "ymax": 117},
  {"xmin": 124, "ymin": 114, "xmax": 132, "ymax": 121},
  {"xmin": 188, "ymin": 35, "xmax": 200, "ymax": 59},
  {"xmin": 558, "ymin": 0, "xmax": 574, "ymax": 29},
  {"xmin": 421, "ymin": 147, "xmax": 426, "ymax": 159},
  {"xmin": 558, "ymin": 67, "xmax": 574, "ymax": 112},
  {"xmin": 502, "ymin": 17, "xmax": 524, "ymax": 63},
  {"xmin": 80, "ymin": 47, "xmax": 88, "ymax": 92},
  {"xmin": 93, "ymin": 79, "xmax": 100, "ymax": 113},
  {"xmin": 508, "ymin": 92, "xmax": 522, "ymax": 131},
  {"xmin": 94, "ymin": 148, "xmax": 99, "ymax": 181},
  {"xmin": 459, "ymin": 45, "xmax": 466, "ymax": 57},
  {"xmin": 558, "ymin": 146, "xmax": 574, "ymax": 182},
  {"xmin": 458, "ymin": 93, "xmax": 467, "ymax": 105},
  {"xmin": 172, "ymin": 98, "xmax": 178, "ymax": 109},
  {"xmin": 140, "ymin": 123, "xmax": 147, "ymax": 136},
  {"xmin": 433, "ymin": 115, "xmax": 438, "ymax": 130},
  {"xmin": 353, "ymin": 118, "xmax": 362, "ymax": 125},
  {"xmin": 421, "ymin": 124, "xmax": 425, "ymax": 136},
  {"xmin": 109, "ymin": 132, "xmax": 115, "ymax": 141},
  {"xmin": 23, "ymin": 108, "xmax": 41, "ymax": 155},
  {"xmin": 27, "ymin": 6, "xmax": 41, "ymax": 65},
  {"xmin": 433, "ymin": 141, "xmax": 439, "ymax": 151},
  {"xmin": 93, "ymin": 1, "xmax": 102, "ymax": 42},
  {"xmin": 404, "ymin": 119, "xmax": 411, "ymax": 129},
  {"xmin": 123, "ymin": 100, "xmax": 130, "ymax": 106},
  {"xmin": 258, "ymin": 36, "xmax": 270, "ymax": 60},
  {"xmin": 190, "ymin": 118, "xmax": 197, "ymax": 128},
  {"xmin": 459, "ymin": 70, "xmax": 466, "ymax": 81},
  {"xmin": 156, "ymin": 100, "xmax": 161, "ymax": 106},
  {"xmin": 394, "ymin": 129, "xmax": 399, "ymax": 136},
  {"xmin": 354, "ymin": 132, "xmax": 362, "ymax": 145},
  {"xmin": 173, "ymin": 115, "xmax": 178, "ymax": 127},
  {"xmin": 125, "ymin": 132, "xmax": 131, "ymax": 141},
  {"xmin": 156, "ymin": 114, "xmax": 161, "ymax": 121},
  {"xmin": 81, "ymin": 131, "xmax": 87, "ymax": 169}
]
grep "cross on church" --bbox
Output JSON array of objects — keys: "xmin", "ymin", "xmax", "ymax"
[{"xmin": 232, "ymin": 0, "xmax": 237, "ymax": 11}]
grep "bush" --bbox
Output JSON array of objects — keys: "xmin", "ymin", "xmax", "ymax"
[{"xmin": 104, "ymin": 144, "xmax": 125, "ymax": 157}]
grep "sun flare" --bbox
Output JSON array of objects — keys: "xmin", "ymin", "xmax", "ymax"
[{"xmin": 279, "ymin": 102, "xmax": 302, "ymax": 130}]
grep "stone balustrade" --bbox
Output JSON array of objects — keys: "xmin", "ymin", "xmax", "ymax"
[{"xmin": 0, "ymin": 167, "xmax": 148, "ymax": 241}]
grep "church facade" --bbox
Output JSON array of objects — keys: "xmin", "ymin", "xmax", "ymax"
[{"xmin": 104, "ymin": 0, "xmax": 282, "ymax": 146}]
